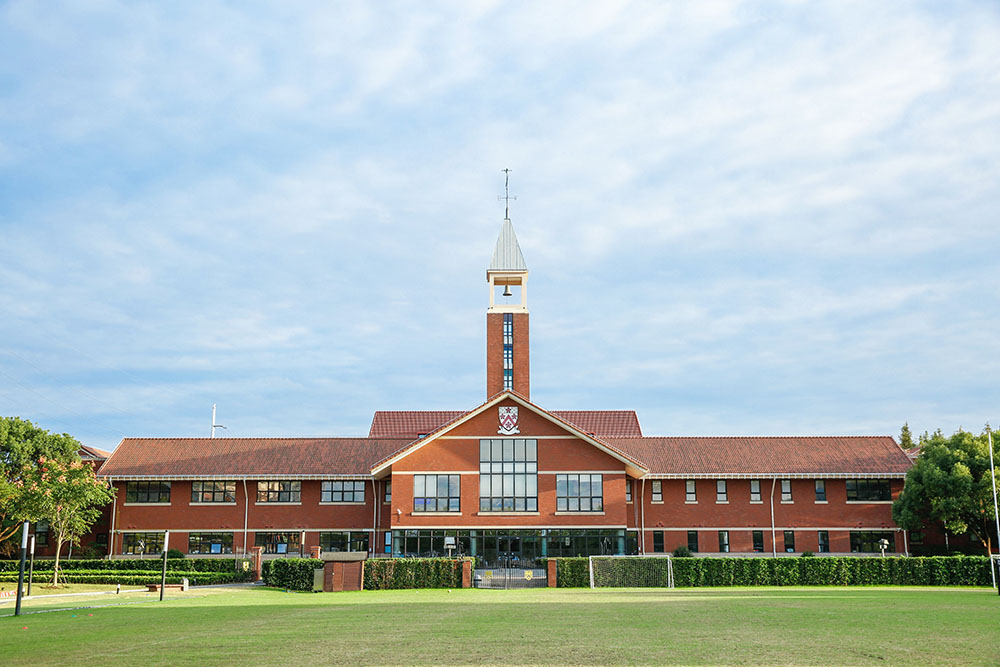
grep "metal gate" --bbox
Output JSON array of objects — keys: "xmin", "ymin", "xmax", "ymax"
[{"xmin": 474, "ymin": 558, "xmax": 547, "ymax": 589}]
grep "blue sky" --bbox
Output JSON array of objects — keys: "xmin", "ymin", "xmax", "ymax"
[{"xmin": 1, "ymin": 1, "xmax": 998, "ymax": 451}]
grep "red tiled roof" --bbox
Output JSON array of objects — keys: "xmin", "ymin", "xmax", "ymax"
[
  {"xmin": 79, "ymin": 445, "xmax": 111, "ymax": 460},
  {"xmin": 604, "ymin": 436, "xmax": 912, "ymax": 476},
  {"xmin": 369, "ymin": 409, "xmax": 642, "ymax": 438},
  {"xmin": 98, "ymin": 437, "xmax": 413, "ymax": 478}
]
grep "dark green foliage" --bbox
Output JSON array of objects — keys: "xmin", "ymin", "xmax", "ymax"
[
  {"xmin": 0, "ymin": 569, "xmax": 247, "ymax": 585},
  {"xmin": 548, "ymin": 556, "xmax": 992, "ymax": 587},
  {"xmin": 0, "ymin": 557, "xmax": 252, "ymax": 575},
  {"xmin": 363, "ymin": 558, "xmax": 470, "ymax": 590},
  {"xmin": 800, "ymin": 551, "xmax": 815, "ymax": 557},
  {"xmin": 672, "ymin": 546, "xmax": 693, "ymax": 558},
  {"xmin": 262, "ymin": 558, "xmax": 322, "ymax": 591},
  {"xmin": 166, "ymin": 548, "xmax": 185, "ymax": 559}
]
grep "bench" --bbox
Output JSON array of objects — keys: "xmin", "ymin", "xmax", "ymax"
[{"xmin": 146, "ymin": 583, "xmax": 187, "ymax": 592}]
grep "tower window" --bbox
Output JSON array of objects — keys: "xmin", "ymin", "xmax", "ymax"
[{"xmin": 502, "ymin": 313, "xmax": 514, "ymax": 390}]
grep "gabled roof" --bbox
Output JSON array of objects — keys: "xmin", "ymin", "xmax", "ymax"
[
  {"xmin": 369, "ymin": 409, "xmax": 642, "ymax": 438},
  {"xmin": 79, "ymin": 445, "xmax": 111, "ymax": 460},
  {"xmin": 370, "ymin": 391, "xmax": 649, "ymax": 477},
  {"xmin": 605, "ymin": 436, "xmax": 912, "ymax": 478},
  {"xmin": 98, "ymin": 437, "xmax": 413, "ymax": 479},
  {"xmin": 488, "ymin": 218, "xmax": 527, "ymax": 273}
]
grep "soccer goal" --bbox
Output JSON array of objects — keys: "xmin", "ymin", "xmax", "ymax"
[{"xmin": 588, "ymin": 554, "xmax": 674, "ymax": 589}]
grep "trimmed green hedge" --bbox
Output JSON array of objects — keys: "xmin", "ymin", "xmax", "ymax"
[
  {"xmin": 0, "ymin": 570, "xmax": 243, "ymax": 586},
  {"xmin": 262, "ymin": 558, "xmax": 322, "ymax": 591},
  {"xmin": 0, "ymin": 558, "xmax": 252, "ymax": 574},
  {"xmin": 364, "ymin": 558, "xmax": 470, "ymax": 590},
  {"xmin": 544, "ymin": 556, "xmax": 993, "ymax": 588}
]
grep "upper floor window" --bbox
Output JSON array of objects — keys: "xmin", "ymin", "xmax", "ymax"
[
  {"xmin": 191, "ymin": 481, "xmax": 235, "ymax": 503},
  {"xmin": 479, "ymin": 438, "xmax": 537, "ymax": 512},
  {"xmin": 126, "ymin": 481, "xmax": 171, "ymax": 504},
  {"xmin": 685, "ymin": 480, "xmax": 697, "ymax": 503},
  {"xmin": 780, "ymin": 479, "xmax": 792, "ymax": 502},
  {"xmin": 257, "ymin": 481, "xmax": 301, "ymax": 503},
  {"xmin": 749, "ymin": 479, "xmax": 761, "ymax": 503},
  {"xmin": 716, "ymin": 480, "xmax": 727, "ymax": 503},
  {"xmin": 556, "ymin": 474, "xmax": 603, "ymax": 512},
  {"xmin": 384, "ymin": 481, "xmax": 392, "ymax": 503},
  {"xmin": 625, "ymin": 479, "xmax": 633, "ymax": 503},
  {"xmin": 651, "ymin": 480, "xmax": 662, "ymax": 502},
  {"xmin": 846, "ymin": 479, "xmax": 891, "ymax": 502},
  {"xmin": 322, "ymin": 480, "xmax": 365, "ymax": 503},
  {"xmin": 414, "ymin": 474, "xmax": 460, "ymax": 512},
  {"xmin": 34, "ymin": 521, "xmax": 49, "ymax": 547},
  {"xmin": 814, "ymin": 480, "xmax": 827, "ymax": 502}
]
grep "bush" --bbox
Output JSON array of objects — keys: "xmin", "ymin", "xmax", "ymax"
[
  {"xmin": 672, "ymin": 546, "xmax": 693, "ymax": 558},
  {"xmin": 166, "ymin": 549, "xmax": 185, "ymax": 559},
  {"xmin": 0, "ymin": 570, "xmax": 246, "ymax": 586},
  {"xmin": 0, "ymin": 558, "xmax": 252, "ymax": 574},
  {"xmin": 364, "ymin": 558, "xmax": 470, "ymax": 590},
  {"xmin": 262, "ymin": 558, "xmax": 322, "ymax": 591},
  {"xmin": 547, "ymin": 556, "xmax": 993, "ymax": 588},
  {"xmin": 801, "ymin": 551, "xmax": 815, "ymax": 557}
]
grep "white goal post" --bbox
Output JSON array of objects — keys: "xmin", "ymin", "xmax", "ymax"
[{"xmin": 588, "ymin": 554, "xmax": 674, "ymax": 589}]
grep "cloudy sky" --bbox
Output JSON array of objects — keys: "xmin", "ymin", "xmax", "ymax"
[{"xmin": 1, "ymin": 1, "xmax": 998, "ymax": 451}]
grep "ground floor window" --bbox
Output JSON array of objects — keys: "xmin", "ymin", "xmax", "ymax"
[
  {"xmin": 718, "ymin": 530, "xmax": 729, "ymax": 553},
  {"xmin": 254, "ymin": 532, "xmax": 301, "ymax": 554},
  {"xmin": 319, "ymin": 531, "xmax": 370, "ymax": 553},
  {"xmin": 189, "ymin": 532, "xmax": 233, "ymax": 554},
  {"xmin": 384, "ymin": 531, "xmax": 392, "ymax": 554},
  {"xmin": 391, "ymin": 529, "xmax": 629, "ymax": 561},
  {"xmin": 818, "ymin": 530, "xmax": 830, "ymax": 553},
  {"xmin": 752, "ymin": 530, "xmax": 764, "ymax": 552},
  {"xmin": 34, "ymin": 521, "xmax": 49, "ymax": 547},
  {"xmin": 653, "ymin": 531, "xmax": 664, "ymax": 553},
  {"xmin": 784, "ymin": 531, "xmax": 795, "ymax": 552},
  {"xmin": 123, "ymin": 532, "xmax": 164, "ymax": 554},
  {"xmin": 850, "ymin": 531, "xmax": 895, "ymax": 553},
  {"xmin": 687, "ymin": 530, "xmax": 699, "ymax": 553}
]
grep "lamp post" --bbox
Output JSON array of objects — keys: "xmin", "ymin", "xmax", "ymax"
[
  {"xmin": 26, "ymin": 535, "xmax": 35, "ymax": 597},
  {"xmin": 160, "ymin": 531, "xmax": 170, "ymax": 602},
  {"xmin": 14, "ymin": 521, "xmax": 29, "ymax": 616}
]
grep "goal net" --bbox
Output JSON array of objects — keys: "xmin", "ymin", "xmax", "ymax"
[{"xmin": 588, "ymin": 555, "xmax": 674, "ymax": 589}]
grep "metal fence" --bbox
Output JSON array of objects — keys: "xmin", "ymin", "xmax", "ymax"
[{"xmin": 474, "ymin": 559, "xmax": 547, "ymax": 589}]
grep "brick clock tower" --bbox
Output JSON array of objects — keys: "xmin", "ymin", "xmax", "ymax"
[{"xmin": 486, "ymin": 217, "xmax": 529, "ymax": 399}]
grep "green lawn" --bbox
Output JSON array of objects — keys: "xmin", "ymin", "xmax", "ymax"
[{"xmin": 1, "ymin": 586, "xmax": 998, "ymax": 665}]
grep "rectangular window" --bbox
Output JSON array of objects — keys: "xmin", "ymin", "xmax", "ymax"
[
  {"xmin": 651, "ymin": 480, "xmax": 662, "ymax": 503},
  {"xmin": 502, "ymin": 313, "xmax": 514, "ymax": 391},
  {"xmin": 384, "ymin": 531, "xmax": 392, "ymax": 554},
  {"xmin": 716, "ymin": 480, "xmax": 727, "ymax": 503},
  {"xmin": 752, "ymin": 530, "xmax": 764, "ymax": 552},
  {"xmin": 384, "ymin": 481, "xmax": 392, "ymax": 503},
  {"xmin": 850, "ymin": 531, "xmax": 896, "ymax": 553},
  {"xmin": 653, "ymin": 531, "xmax": 665, "ymax": 553},
  {"xmin": 254, "ymin": 531, "xmax": 301, "ymax": 554},
  {"xmin": 414, "ymin": 474, "xmax": 461, "ymax": 512},
  {"xmin": 625, "ymin": 480, "xmax": 633, "ymax": 503},
  {"xmin": 845, "ymin": 479, "xmax": 892, "ymax": 502},
  {"xmin": 188, "ymin": 532, "xmax": 233, "ymax": 554},
  {"xmin": 126, "ymin": 481, "xmax": 171, "ymax": 504},
  {"xmin": 784, "ymin": 530, "xmax": 795, "ymax": 553},
  {"xmin": 909, "ymin": 530, "xmax": 923, "ymax": 545},
  {"xmin": 191, "ymin": 481, "xmax": 236, "ymax": 503},
  {"xmin": 814, "ymin": 480, "xmax": 827, "ymax": 502},
  {"xmin": 818, "ymin": 530, "xmax": 830, "ymax": 553},
  {"xmin": 256, "ymin": 481, "xmax": 301, "ymax": 503},
  {"xmin": 123, "ymin": 532, "xmax": 164, "ymax": 554},
  {"xmin": 750, "ymin": 479, "xmax": 761, "ymax": 503},
  {"xmin": 479, "ymin": 438, "xmax": 537, "ymax": 512},
  {"xmin": 718, "ymin": 530, "xmax": 730, "ymax": 553},
  {"xmin": 685, "ymin": 480, "xmax": 697, "ymax": 503},
  {"xmin": 780, "ymin": 479, "xmax": 792, "ymax": 502},
  {"xmin": 34, "ymin": 522, "xmax": 49, "ymax": 547},
  {"xmin": 556, "ymin": 474, "xmax": 604, "ymax": 512},
  {"xmin": 319, "ymin": 531, "xmax": 370, "ymax": 553},
  {"xmin": 687, "ymin": 530, "xmax": 699, "ymax": 552},
  {"xmin": 321, "ymin": 480, "xmax": 365, "ymax": 503}
]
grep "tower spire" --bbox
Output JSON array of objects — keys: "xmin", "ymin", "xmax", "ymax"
[{"xmin": 498, "ymin": 168, "xmax": 516, "ymax": 220}]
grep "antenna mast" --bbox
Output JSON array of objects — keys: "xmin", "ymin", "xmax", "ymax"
[
  {"xmin": 498, "ymin": 168, "xmax": 517, "ymax": 219},
  {"xmin": 211, "ymin": 404, "xmax": 227, "ymax": 438}
]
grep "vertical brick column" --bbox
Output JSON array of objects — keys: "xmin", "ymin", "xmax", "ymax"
[
  {"xmin": 461, "ymin": 560, "xmax": 472, "ymax": 588},
  {"xmin": 547, "ymin": 559, "xmax": 557, "ymax": 588},
  {"xmin": 251, "ymin": 547, "xmax": 263, "ymax": 582},
  {"xmin": 323, "ymin": 561, "xmax": 335, "ymax": 592},
  {"xmin": 310, "ymin": 546, "xmax": 321, "ymax": 559}
]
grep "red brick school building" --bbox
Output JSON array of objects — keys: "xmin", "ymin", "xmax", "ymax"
[{"xmin": 55, "ymin": 218, "xmax": 918, "ymax": 561}]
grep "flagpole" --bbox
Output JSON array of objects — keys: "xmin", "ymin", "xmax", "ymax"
[{"xmin": 988, "ymin": 430, "xmax": 1000, "ymax": 592}]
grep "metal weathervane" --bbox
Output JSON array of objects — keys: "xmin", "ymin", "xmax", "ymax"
[{"xmin": 498, "ymin": 168, "xmax": 517, "ymax": 219}]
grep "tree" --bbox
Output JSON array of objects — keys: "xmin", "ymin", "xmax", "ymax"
[
  {"xmin": 899, "ymin": 422, "xmax": 913, "ymax": 449},
  {"xmin": 19, "ymin": 456, "xmax": 114, "ymax": 584},
  {"xmin": 892, "ymin": 428, "xmax": 999, "ymax": 554},
  {"xmin": 0, "ymin": 417, "xmax": 80, "ymax": 554}
]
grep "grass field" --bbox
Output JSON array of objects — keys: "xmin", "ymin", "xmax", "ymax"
[{"xmin": 1, "ymin": 586, "xmax": 998, "ymax": 665}]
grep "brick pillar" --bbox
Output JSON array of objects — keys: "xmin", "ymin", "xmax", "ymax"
[
  {"xmin": 251, "ymin": 547, "xmax": 263, "ymax": 582},
  {"xmin": 323, "ymin": 562, "xmax": 335, "ymax": 592},
  {"xmin": 547, "ymin": 559, "xmax": 557, "ymax": 588},
  {"xmin": 310, "ymin": 546, "xmax": 321, "ymax": 559},
  {"xmin": 461, "ymin": 560, "xmax": 472, "ymax": 588}
]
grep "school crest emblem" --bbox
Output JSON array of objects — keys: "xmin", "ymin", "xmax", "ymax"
[{"xmin": 498, "ymin": 406, "xmax": 520, "ymax": 435}]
